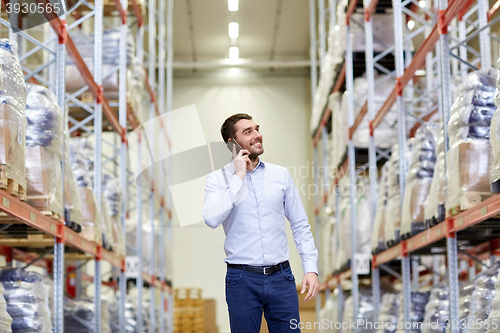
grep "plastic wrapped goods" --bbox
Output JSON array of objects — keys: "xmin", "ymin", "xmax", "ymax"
[
  {"xmin": 395, "ymin": 292, "xmax": 430, "ymax": 333},
  {"xmin": 489, "ymin": 107, "xmax": 500, "ymax": 190},
  {"xmin": 128, "ymin": 58, "xmax": 146, "ymax": 114},
  {"xmin": 421, "ymin": 284, "xmax": 449, "ymax": 333},
  {"xmin": 0, "ymin": 39, "xmax": 26, "ymax": 113},
  {"xmin": 0, "ymin": 104, "xmax": 26, "ymax": 192},
  {"xmin": 376, "ymin": 293, "xmax": 400, "ymax": 333},
  {"xmin": 372, "ymin": 163, "xmax": 390, "ymax": 254},
  {"xmin": 459, "ymin": 283, "xmax": 474, "ymax": 331},
  {"xmin": 101, "ymin": 196, "xmax": 114, "ymax": 251},
  {"xmin": 424, "ymin": 125, "xmax": 446, "ymax": 226},
  {"xmin": 446, "ymin": 70, "xmax": 496, "ymax": 211},
  {"xmin": 401, "ymin": 125, "xmax": 438, "ymax": 238},
  {"xmin": 0, "ymin": 268, "xmax": 52, "ymax": 332},
  {"xmin": 66, "ymin": 29, "xmax": 135, "ymax": 95},
  {"xmin": 102, "ymin": 174, "xmax": 125, "ymax": 256},
  {"xmin": 0, "ymin": 39, "xmax": 27, "ymax": 192},
  {"xmin": 25, "ymin": 146, "xmax": 64, "ymax": 217},
  {"xmin": 25, "ymin": 84, "xmax": 63, "ymax": 158},
  {"xmin": 342, "ymin": 291, "xmax": 375, "ymax": 333},
  {"xmin": 70, "ymin": 138, "xmax": 102, "ymax": 244},
  {"xmin": 109, "ymin": 297, "xmax": 149, "ymax": 333},
  {"xmin": 466, "ymin": 261, "xmax": 500, "ymax": 333},
  {"xmin": 487, "ymin": 271, "xmax": 500, "ymax": 333},
  {"xmin": 330, "ymin": 91, "xmax": 347, "ymax": 169},
  {"xmin": 385, "ymin": 140, "xmax": 415, "ymax": 246},
  {"xmin": 0, "ymin": 283, "xmax": 12, "ymax": 333},
  {"xmin": 24, "ymin": 84, "xmax": 65, "ymax": 217},
  {"xmin": 64, "ymin": 298, "xmax": 111, "ymax": 333},
  {"xmin": 339, "ymin": 178, "xmax": 372, "ymax": 264},
  {"xmin": 63, "ymin": 128, "xmax": 83, "ymax": 231}
]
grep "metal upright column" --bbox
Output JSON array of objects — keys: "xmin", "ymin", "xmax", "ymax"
[
  {"xmin": 363, "ymin": 0, "xmax": 380, "ymax": 320},
  {"xmin": 94, "ymin": 0, "xmax": 104, "ymax": 329},
  {"xmin": 392, "ymin": 0, "xmax": 410, "ymax": 330},
  {"xmin": 53, "ymin": 12, "xmax": 67, "ymax": 333},
  {"xmin": 318, "ymin": 0, "xmax": 326, "ymax": 67},
  {"xmin": 329, "ymin": 0, "xmax": 336, "ymax": 27},
  {"xmin": 334, "ymin": 183, "xmax": 343, "ymax": 328},
  {"xmin": 437, "ymin": 0, "xmax": 459, "ymax": 330},
  {"xmin": 477, "ymin": 0, "xmax": 492, "ymax": 69},
  {"xmin": 309, "ymin": 0, "xmax": 318, "ymax": 99},
  {"xmin": 345, "ymin": 20, "xmax": 359, "ymax": 331},
  {"xmin": 118, "ymin": 0, "xmax": 128, "ymax": 330}
]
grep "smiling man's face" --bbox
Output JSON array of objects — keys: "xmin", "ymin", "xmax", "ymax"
[{"xmin": 232, "ymin": 118, "xmax": 264, "ymax": 159}]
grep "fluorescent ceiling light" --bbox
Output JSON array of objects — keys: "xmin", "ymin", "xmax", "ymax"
[
  {"xmin": 419, "ymin": 0, "xmax": 426, "ymax": 7},
  {"xmin": 229, "ymin": 46, "xmax": 239, "ymax": 60},
  {"xmin": 229, "ymin": 22, "xmax": 239, "ymax": 39},
  {"xmin": 228, "ymin": 0, "xmax": 238, "ymax": 11},
  {"xmin": 407, "ymin": 20, "xmax": 415, "ymax": 29}
]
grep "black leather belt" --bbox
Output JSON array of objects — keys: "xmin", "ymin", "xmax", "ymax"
[{"xmin": 227, "ymin": 260, "xmax": 289, "ymax": 275}]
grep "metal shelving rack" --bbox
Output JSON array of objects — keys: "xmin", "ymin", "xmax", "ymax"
[
  {"xmin": 311, "ymin": 0, "xmax": 500, "ymax": 329},
  {"xmin": 0, "ymin": 0, "xmax": 174, "ymax": 331}
]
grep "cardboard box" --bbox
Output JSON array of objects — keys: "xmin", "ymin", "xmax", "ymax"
[
  {"xmin": 79, "ymin": 186, "xmax": 102, "ymax": 244},
  {"xmin": 25, "ymin": 146, "xmax": 63, "ymax": 216},
  {"xmin": 0, "ymin": 104, "xmax": 26, "ymax": 188},
  {"xmin": 204, "ymin": 299, "xmax": 217, "ymax": 333},
  {"xmin": 447, "ymin": 140, "xmax": 491, "ymax": 209}
]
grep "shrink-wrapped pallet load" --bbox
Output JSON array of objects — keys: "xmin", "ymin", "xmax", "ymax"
[
  {"xmin": 63, "ymin": 126, "xmax": 83, "ymax": 232},
  {"xmin": 64, "ymin": 298, "xmax": 111, "ymax": 333},
  {"xmin": 401, "ymin": 125, "xmax": 438, "ymax": 239},
  {"xmin": 466, "ymin": 261, "xmax": 500, "ymax": 333},
  {"xmin": 385, "ymin": 140, "xmax": 414, "ymax": 246},
  {"xmin": 342, "ymin": 290, "xmax": 375, "ymax": 333},
  {"xmin": 24, "ymin": 84, "xmax": 64, "ymax": 218},
  {"xmin": 66, "ymin": 28, "xmax": 135, "ymax": 98},
  {"xmin": 109, "ymin": 296, "xmax": 149, "ymax": 333},
  {"xmin": 0, "ymin": 283, "xmax": 12, "ymax": 333},
  {"xmin": 460, "ymin": 283, "xmax": 474, "ymax": 332},
  {"xmin": 0, "ymin": 39, "xmax": 27, "ymax": 198},
  {"xmin": 446, "ymin": 70, "xmax": 496, "ymax": 213},
  {"xmin": 424, "ymin": 125, "xmax": 446, "ymax": 226},
  {"xmin": 421, "ymin": 284, "xmax": 449, "ymax": 333},
  {"xmin": 372, "ymin": 163, "xmax": 389, "ymax": 254},
  {"xmin": 0, "ymin": 268, "xmax": 52, "ymax": 332},
  {"xmin": 102, "ymin": 174, "xmax": 125, "ymax": 256},
  {"xmin": 376, "ymin": 293, "xmax": 400, "ymax": 333},
  {"xmin": 338, "ymin": 178, "xmax": 372, "ymax": 270},
  {"xmin": 70, "ymin": 138, "xmax": 102, "ymax": 245},
  {"xmin": 395, "ymin": 292, "xmax": 429, "ymax": 333}
]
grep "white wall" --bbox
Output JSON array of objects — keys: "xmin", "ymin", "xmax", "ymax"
[{"xmin": 171, "ymin": 71, "xmax": 314, "ymax": 333}]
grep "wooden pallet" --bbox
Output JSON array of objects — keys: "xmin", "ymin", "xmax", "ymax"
[
  {"xmin": 0, "ymin": 165, "xmax": 26, "ymax": 201},
  {"xmin": 0, "ymin": 233, "xmax": 54, "ymax": 247},
  {"xmin": 446, "ymin": 192, "xmax": 496, "ymax": 217}
]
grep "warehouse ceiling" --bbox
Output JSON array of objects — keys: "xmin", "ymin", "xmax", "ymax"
[{"xmin": 173, "ymin": 0, "xmax": 310, "ymax": 63}]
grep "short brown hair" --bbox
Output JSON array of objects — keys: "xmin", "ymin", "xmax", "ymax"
[{"xmin": 220, "ymin": 113, "xmax": 252, "ymax": 143}]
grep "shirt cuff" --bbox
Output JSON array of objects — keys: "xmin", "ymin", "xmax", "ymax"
[
  {"xmin": 228, "ymin": 174, "xmax": 243, "ymax": 202},
  {"xmin": 302, "ymin": 261, "xmax": 318, "ymax": 276}
]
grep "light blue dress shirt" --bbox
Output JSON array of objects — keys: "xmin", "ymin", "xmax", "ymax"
[{"xmin": 202, "ymin": 159, "xmax": 318, "ymax": 275}]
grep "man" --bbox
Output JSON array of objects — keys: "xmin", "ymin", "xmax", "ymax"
[{"xmin": 203, "ymin": 113, "xmax": 319, "ymax": 332}]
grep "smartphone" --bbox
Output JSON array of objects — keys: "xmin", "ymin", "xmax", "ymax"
[{"xmin": 226, "ymin": 139, "xmax": 244, "ymax": 157}]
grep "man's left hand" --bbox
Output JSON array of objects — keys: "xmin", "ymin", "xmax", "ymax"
[{"xmin": 301, "ymin": 272, "xmax": 319, "ymax": 302}]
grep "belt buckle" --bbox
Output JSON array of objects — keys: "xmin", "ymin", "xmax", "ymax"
[{"xmin": 263, "ymin": 266, "xmax": 272, "ymax": 275}]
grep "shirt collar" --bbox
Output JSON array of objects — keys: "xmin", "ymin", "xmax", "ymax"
[{"xmin": 229, "ymin": 158, "xmax": 265, "ymax": 174}]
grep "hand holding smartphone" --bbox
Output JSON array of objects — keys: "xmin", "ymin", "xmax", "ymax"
[{"xmin": 226, "ymin": 139, "xmax": 244, "ymax": 159}]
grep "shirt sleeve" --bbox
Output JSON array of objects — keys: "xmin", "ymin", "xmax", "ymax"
[
  {"xmin": 202, "ymin": 169, "xmax": 244, "ymax": 229},
  {"xmin": 283, "ymin": 169, "xmax": 319, "ymax": 275}
]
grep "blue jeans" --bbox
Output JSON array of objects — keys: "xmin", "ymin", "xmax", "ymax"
[{"xmin": 225, "ymin": 264, "xmax": 301, "ymax": 332}]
